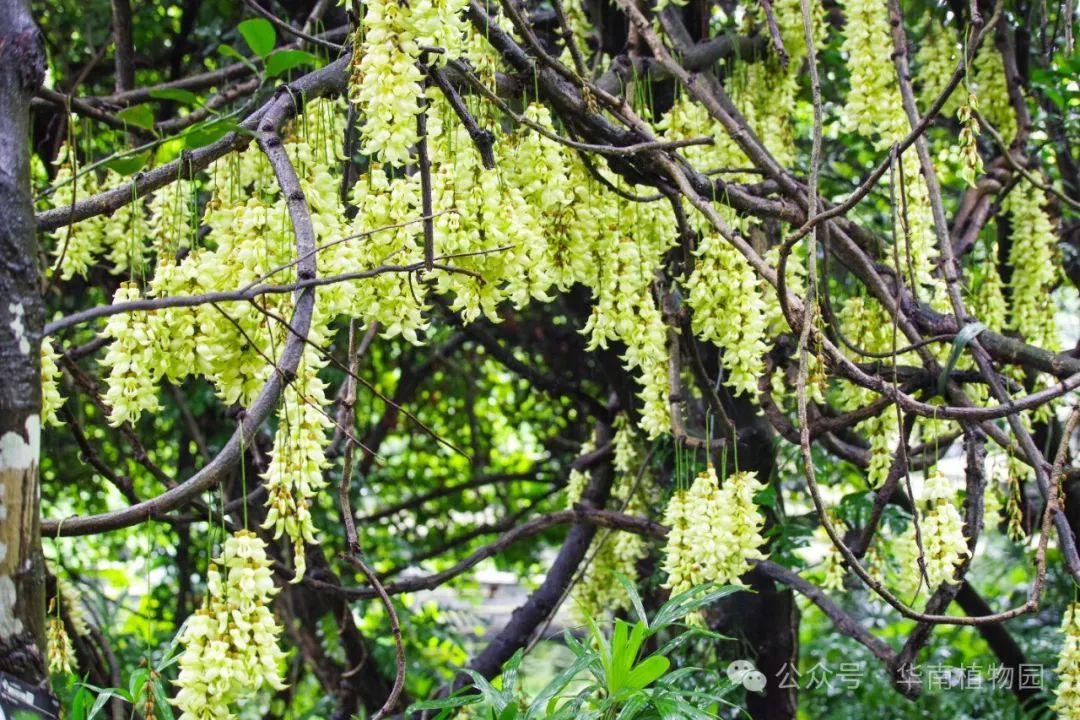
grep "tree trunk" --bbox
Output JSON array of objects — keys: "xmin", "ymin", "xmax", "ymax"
[{"xmin": 0, "ymin": 0, "xmax": 47, "ymax": 685}]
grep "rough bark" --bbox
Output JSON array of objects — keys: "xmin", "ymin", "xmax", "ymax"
[{"xmin": 0, "ymin": 0, "xmax": 47, "ymax": 685}]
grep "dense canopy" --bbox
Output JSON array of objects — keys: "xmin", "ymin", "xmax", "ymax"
[{"xmin": 0, "ymin": 0, "xmax": 1079, "ymax": 718}]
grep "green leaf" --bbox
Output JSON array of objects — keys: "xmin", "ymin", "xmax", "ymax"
[
  {"xmin": 71, "ymin": 686, "xmax": 90, "ymax": 720},
  {"xmin": 652, "ymin": 584, "xmax": 741, "ymax": 630},
  {"xmin": 614, "ymin": 572, "xmax": 648, "ymax": 629},
  {"xmin": 501, "ymin": 648, "xmax": 524, "ymax": 696},
  {"xmin": 104, "ymin": 150, "xmax": 151, "ymax": 176},
  {"xmin": 218, "ymin": 43, "xmax": 249, "ymax": 64},
  {"xmin": 460, "ymin": 668, "xmax": 508, "ymax": 713},
  {"xmin": 116, "ymin": 104, "xmax": 155, "ymax": 131},
  {"xmin": 527, "ymin": 654, "xmax": 592, "ymax": 720},
  {"xmin": 152, "ymin": 680, "xmax": 176, "ymax": 720},
  {"xmin": 405, "ymin": 695, "xmax": 481, "ymax": 713},
  {"xmin": 128, "ymin": 667, "xmax": 150, "ymax": 702},
  {"xmin": 937, "ymin": 322, "xmax": 987, "ymax": 396},
  {"xmin": 182, "ymin": 119, "xmax": 241, "ymax": 149},
  {"xmin": 148, "ymin": 88, "xmax": 201, "ymax": 106},
  {"xmin": 88, "ymin": 692, "xmax": 114, "ymax": 720},
  {"xmin": 623, "ymin": 656, "xmax": 669, "ymax": 693},
  {"xmin": 265, "ymin": 49, "xmax": 320, "ymax": 78},
  {"xmin": 238, "ymin": 18, "xmax": 276, "ymax": 58}
]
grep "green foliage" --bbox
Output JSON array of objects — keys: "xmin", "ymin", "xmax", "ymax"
[{"xmin": 408, "ymin": 582, "xmax": 743, "ymax": 720}]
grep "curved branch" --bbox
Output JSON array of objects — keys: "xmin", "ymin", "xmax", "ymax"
[{"xmin": 40, "ymin": 63, "xmax": 336, "ymax": 537}]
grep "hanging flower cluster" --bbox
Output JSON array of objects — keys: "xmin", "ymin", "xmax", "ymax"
[
  {"xmin": 971, "ymin": 43, "xmax": 1018, "ymax": 144},
  {"xmin": 46, "ymin": 146, "xmax": 108, "ymax": 280},
  {"xmin": 573, "ymin": 492, "xmax": 650, "ymax": 619},
  {"xmin": 173, "ymin": 531, "xmax": 286, "ymax": 720},
  {"xmin": 612, "ymin": 413, "xmax": 639, "ymax": 474},
  {"xmin": 685, "ymin": 234, "xmax": 769, "ymax": 397},
  {"xmin": 727, "ymin": 0, "xmax": 821, "ymax": 169},
  {"xmin": 836, "ymin": 296, "xmax": 903, "ymax": 486},
  {"xmin": 100, "ymin": 283, "xmax": 163, "ymax": 426},
  {"xmin": 661, "ymin": 467, "xmax": 767, "ymax": 593},
  {"xmin": 261, "ymin": 348, "xmax": 333, "ymax": 581},
  {"xmin": 914, "ymin": 19, "xmax": 962, "ymax": 118},
  {"xmin": 957, "ymin": 94, "xmax": 985, "ymax": 187},
  {"xmin": 41, "ymin": 338, "xmax": 65, "ymax": 427},
  {"xmin": 349, "ymin": 0, "xmax": 467, "ymax": 166},
  {"xmin": 840, "ymin": 0, "xmax": 947, "ymax": 307},
  {"xmin": 970, "ymin": 241, "xmax": 1007, "ymax": 332},
  {"xmin": 897, "ymin": 470, "xmax": 969, "ymax": 593},
  {"xmin": 1004, "ymin": 183, "xmax": 1060, "ymax": 353},
  {"xmin": 1054, "ymin": 603, "xmax": 1080, "ymax": 718},
  {"xmin": 47, "ymin": 615, "xmax": 75, "ymax": 675},
  {"xmin": 57, "ymin": 575, "xmax": 91, "ymax": 638},
  {"xmin": 838, "ymin": 0, "xmax": 909, "ymax": 142}
]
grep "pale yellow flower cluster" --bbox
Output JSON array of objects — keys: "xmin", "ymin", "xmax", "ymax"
[
  {"xmin": 971, "ymin": 44, "xmax": 1018, "ymax": 144},
  {"xmin": 1054, "ymin": 603, "xmax": 1080, "ymax": 719},
  {"xmin": 173, "ymin": 531, "xmax": 286, "ymax": 720},
  {"xmin": 839, "ymin": 0, "xmax": 909, "ymax": 143},
  {"xmin": 100, "ymin": 283, "xmax": 164, "ymax": 426},
  {"xmin": 350, "ymin": 0, "xmax": 467, "ymax": 166},
  {"xmin": 685, "ymin": 234, "xmax": 769, "ymax": 398},
  {"xmin": 45, "ymin": 148, "xmax": 149, "ymax": 280},
  {"xmin": 573, "ymin": 458, "xmax": 651, "ymax": 619},
  {"xmin": 57, "ymin": 575, "xmax": 91, "ymax": 637},
  {"xmin": 612, "ymin": 413, "xmax": 639, "ymax": 474},
  {"xmin": 836, "ymin": 296, "xmax": 903, "ymax": 486},
  {"xmin": 897, "ymin": 470, "xmax": 970, "ymax": 592},
  {"xmin": 1004, "ymin": 183, "xmax": 1061, "ymax": 353},
  {"xmin": 41, "ymin": 337, "xmax": 65, "ymax": 427},
  {"xmin": 261, "ymin": 349, "xmax": 333, "ymax": 581},
  {"xmin": 914, "ymin": 19, "xmax": 962, "ymax": 117},
  {"xmin": 662, "ymin": 468, "xmax": 767, "ymax": 593},
  {"xmin": 47, "ymin": 147, "xmax": 107, "ymax": 280},
  {"xmin": 47, "ymin": 616, "xmax": 75, "ymax": 675}
]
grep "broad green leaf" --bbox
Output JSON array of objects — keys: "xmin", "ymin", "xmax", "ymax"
[
  {"xmin": 652, "ymin": 584, "xmax": 741, "ymax": 630},
  {"xmin": 70, "ymin": 685, "xmax": 90, "ymax": 720},
  {"xmin": 501, "ymin": 648, "xmax": 524, "ymax": 695},
  {"xmin": 104, "ymin": 150, "xmax": 151, "ymax": 176},
  {"xmin": 116, "ymin": 104, "xmax": 155, "ymax": 131},
  {"xmin": 218, "ymin": 43, "xmax": 249, "ymax": 64},
  {"xmin": 613, "ymin": 693, "xmax": 647, "ymax": 720},
  {"xmin": 148, "ymin": 88, "xmax": 201, "ymax": 106},
  {"xmin": 623, "ymin": 655, "xmax": 669, "ymax": 693},
  {"xmin": 265, "ymin": 49, "xmax": 320, "ymax": 78},
  {"xmin": 182, "ymin": 119, "xmax": 241, "ymax": 149},
  {"xmin": 238, "ymin": 18, "xmax": 276, "ymax": 58}
]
